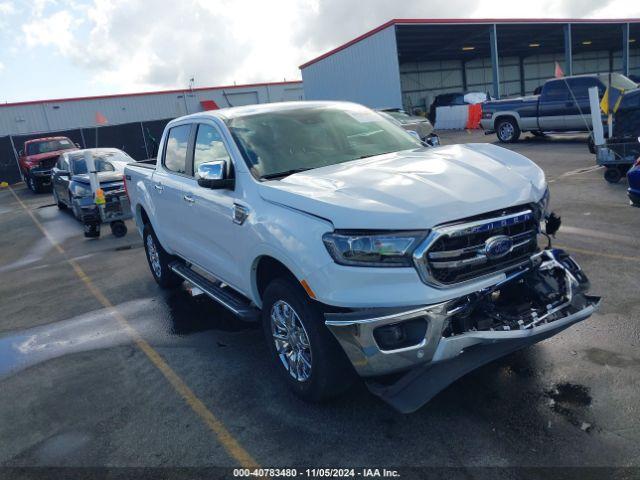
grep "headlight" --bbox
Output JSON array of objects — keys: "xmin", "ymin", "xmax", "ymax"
[
  {"xmin": 322, "ymin": 231, "xmax": 427, "ymax": 267},
  {"xmin": 73, "ymin": 184, "xmax": 92, "ymax": 197},
  {"xmin": 538, "ymin": 187, "xmax": 550, "ymax": 218}
]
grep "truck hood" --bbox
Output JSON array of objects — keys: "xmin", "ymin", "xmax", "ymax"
[
  {"xmin": 72, "ymin": 171, "xmax": 124, "ymax": 185},
  {"xmin": 258, "ymin": 144, "xmax": 546, "ymax": 230},
  {"xmin": 26, "ymin": 148, "xmax": 77, "ymax": 163}
]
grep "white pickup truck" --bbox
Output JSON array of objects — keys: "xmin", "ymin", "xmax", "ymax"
[{"xmin": 124, "ymin": 101, "xmax": 599, "ymax": 412}]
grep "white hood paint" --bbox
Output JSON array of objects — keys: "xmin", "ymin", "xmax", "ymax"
[{"xmin": 259, "ymin": 143, "xmax": 546, "ymax": 230}]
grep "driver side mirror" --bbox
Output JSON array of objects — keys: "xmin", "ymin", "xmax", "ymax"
[{"xmin": 196, "ymin": 160, "xmax": 234, "ymax": 189}]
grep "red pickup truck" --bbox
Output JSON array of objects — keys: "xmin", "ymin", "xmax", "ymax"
[{"xmin": 19, "ymin": 136, "xmax": 79, "ymax": 192}]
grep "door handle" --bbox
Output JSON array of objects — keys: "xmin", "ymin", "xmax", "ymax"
[
  {"xmin": 154, "ymin": 184, "xmax": 164, "ymax": 192},
  {"xmin": 183, "ymin": 194, "xmax": 195, "ymax": 204}
]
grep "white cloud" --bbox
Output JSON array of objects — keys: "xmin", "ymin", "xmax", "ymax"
[
  {"xmin": 11, "ymin": 0, "xmax": 640, "ymax": 96},
  {"xmin": 22, "ymin": 10, "xmax": 76, "ymax": 54},
  {"xmin": 0, "ymin": 61, "xmax": 4, "ymax": 73}
]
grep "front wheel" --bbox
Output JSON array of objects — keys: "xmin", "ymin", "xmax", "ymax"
[
  {"xmin": 262, "ymin": 277, "xmax": 354, "ymax": 403},
  {"xmin": 143, "ymin": 224, "xmax": 182, "ymax": 289},
  {"xmin": 53, "ymin": 188, "xmax": 67, "ymax": 209},
  {"xmin": 27, "ymin": 175, "xmax": 42, "ymax": 193},
  {"xmin": 496, "ymin": 118, "xmax": 521, "ymax": 143}
]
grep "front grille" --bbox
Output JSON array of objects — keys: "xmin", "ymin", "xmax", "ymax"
[
  {"xmin": 39, "ymin": 158, "xmax": 57, "ymax": 169},
  {"xmin": 414, "ymin": 206, "xmax": 539, "ymax": 286}
]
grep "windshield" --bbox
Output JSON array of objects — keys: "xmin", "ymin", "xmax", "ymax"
[
  {"xmin": 27, "ymin": 138, "xmax": 74, "ymax": 155},
  {"xmin": 385, "ymin": 111, "xmax": 423, "ymax": 124},
  {"xmin": 226, "ymin": 104, "xmax": 422, "ymax": 179},
  {"xmin": 70, "ymin": 151, "xmax": 131, "ymax": 174}
]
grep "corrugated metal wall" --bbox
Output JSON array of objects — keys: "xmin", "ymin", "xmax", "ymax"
[
  {"xmin": 0, "ymin": 82, "xmax": 304, "ymax": 136},
  {"xmin": 301, "ymin": 25, "xmax": 403, "ymax": 109},
  {"xmin": 400, "ymin": 48, "xmax": 640, "ymax": 112}
]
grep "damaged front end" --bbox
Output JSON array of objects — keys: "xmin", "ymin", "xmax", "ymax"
[{"xmin": 325, "ymin": 249, "xmax": 600, "ymax": 413}]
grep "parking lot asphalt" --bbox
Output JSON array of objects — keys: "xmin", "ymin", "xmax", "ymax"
[{"xmin": 0, "ymin": 130, "xmax": 639, "ymax": 475}]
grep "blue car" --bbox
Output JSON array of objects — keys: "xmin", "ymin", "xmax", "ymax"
[{"xmin": 628, "ymin": 158, "xmax": 640, "ymax": 206}]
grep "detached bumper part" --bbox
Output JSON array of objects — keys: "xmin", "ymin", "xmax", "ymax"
[{"xmin": 324, "ymin": 249, "xmax": 600, "ymax": 413}]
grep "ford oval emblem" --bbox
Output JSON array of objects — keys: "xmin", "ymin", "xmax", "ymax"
[{"xmin": 484, "ymin": 235, "xmax": 513, "ymax": 259}]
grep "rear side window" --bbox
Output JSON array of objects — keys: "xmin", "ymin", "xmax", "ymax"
[
  {"xmin": 193, "ymin": 124, "xmax": 231, "ymax": 173},
  {"xmin": 542, "ymin": 81, "xmax": 569, "ymax": 100},
  {"xmin": 164, "ymin": 125, "xmax": 191, "ymax": 174},
  {"xmin": 566, "ymin": 77, "xmax": 599, "ymax": 99}
]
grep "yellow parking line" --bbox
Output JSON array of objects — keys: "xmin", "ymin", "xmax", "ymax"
[
  {"xmin": 554, "ymin": 244, "xmax": 640, "ymax": 263},
  {"xmin": 7, "ymin": 186, "xmax": 259, "ymax": 469}
]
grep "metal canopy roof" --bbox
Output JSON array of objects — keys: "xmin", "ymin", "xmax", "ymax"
[
  {"xmin": 300, "ymin": 19, "xmax": 640, "ymax": 68},
  {"xmin": 396, "ymin": 22, "xmax": 636, "ymax": 64}
]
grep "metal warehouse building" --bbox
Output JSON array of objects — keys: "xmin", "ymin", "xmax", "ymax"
[
  {"xmin": 300, "ymin": 19, "xmax": 640, "ymax": 112},
  {"xmin": 0, "ymin": 81, "xmax": 303, "ymax": 183}
]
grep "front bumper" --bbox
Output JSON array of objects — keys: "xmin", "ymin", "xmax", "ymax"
[{"xmin": 325, "ymin": 249, "xmax": 600, "ymax": 412}]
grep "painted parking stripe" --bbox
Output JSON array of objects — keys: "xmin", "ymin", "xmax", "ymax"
[
  {"xmin": 549, "ymin": 165, "xmax": 603, "ymax": 183},
  {"xmin": 7, "ymin": 185, "xmax": 260, "ymax": 469}
]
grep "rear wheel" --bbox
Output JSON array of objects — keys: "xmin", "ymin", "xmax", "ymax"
[
  {"xmin": 143, "ymin": 224, "xmax": 182, "ymax": 288},
  {"xmin": 496, "ymin": 118, "xmax": 521, "ymax": 143},
  {"xmin": 262, "ymin": 277, "xmax": 354, "ymax": 402},
  {"xmin": 604, "ymin": 166, "xmax": 623, "ymax": 184}
]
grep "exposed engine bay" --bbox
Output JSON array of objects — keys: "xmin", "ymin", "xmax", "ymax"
[{"xmin": 444, "ymin": 249, "xmax": 591, "ymax": 337}]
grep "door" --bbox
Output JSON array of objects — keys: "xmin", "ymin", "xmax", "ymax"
[
  {"xmin": 151, "ymin": 123, "xmax": 194, "ymax": 257},
  {"xmin": 52, "ymin": 154, "xmax": 71, "ymax": 205},
  {"xmin": 563, "ymin": 77, "xmax": 601, "ymax": 130},
  {"xmin": 181, "ymin": 122, "xmax": 244, "ymax": 288},
  {"xmin": 538, "ymin": 80, "xmax": 570, "ymax": 131}
]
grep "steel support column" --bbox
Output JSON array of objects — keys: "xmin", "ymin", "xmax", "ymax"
[
  {"xmin": 518, "ymin": 57, "xmax": 525, "ymax": 95},
  {"xmin": 623, "ymin": 23, "xmax": 630, "ymax": 76},
  {"xmin": 490, "ymin": 24, "xmax": 500, "ymax": 99},
  {"xmin": 564, "ymin": 24, "xmax": 573, "ymax": 76}
]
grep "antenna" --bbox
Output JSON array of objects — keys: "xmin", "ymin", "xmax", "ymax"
[{"xmin": 188, "ymin": 76, "xmax": 195, "ymax": 91}]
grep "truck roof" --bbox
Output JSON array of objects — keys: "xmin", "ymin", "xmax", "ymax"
[
  {"xmin": 173, "ymin": 101, "xmax": 358, "ymax": 123},
  {"xmin": 24, "ymin": 136, "xmax": 72, "ymax": 144}
]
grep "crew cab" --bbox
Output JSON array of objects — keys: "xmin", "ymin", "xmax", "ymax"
[
  {"xmin": 481, "ymin": 73, "xmax": 638, "ymax": 143},
  {"xmin": 18, "ymin": 136, "xmax": 79, "ymax": 192},
  {"xmin": 125, "ymin": 101, "xmax": 599, "ymax": 412}
]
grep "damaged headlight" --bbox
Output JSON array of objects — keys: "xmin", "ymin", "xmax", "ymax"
[
  {"xmin": 322, "ymin": 231, "xmax": 427, "ymax": 267},
  {"xmin": 538, "ymin": 187, "xmax": 550, "ymax": 218},
  {"xmin": 73, "ymin": 184, "xmax": 92, "ymax": 197}
]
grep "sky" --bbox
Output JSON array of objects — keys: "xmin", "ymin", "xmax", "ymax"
[{"xmin": 0, "ymin": 0, "xmax": 638, "ymax": 103}]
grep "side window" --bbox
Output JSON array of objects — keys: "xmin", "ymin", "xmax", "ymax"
[
  {"xmin": 163, "ymin": 125, "xmax": 191, "ymax": 174},
  {"xmin": 193, "ymin": 124, "xmax": 231, "ymax": 173},
  {"xmin": 542, "ymin": 80, "xmax": 569, "ymax": 101},
  {"xmin": 567, "ymin": 78, "xmax": 597, "ymax": 99}
]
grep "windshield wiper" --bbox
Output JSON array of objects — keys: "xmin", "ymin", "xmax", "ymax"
[
  {"xmin": 260, "ymin": 168, "xmax": 312, "ymax": 180},
  {"xmin": 358, "ymin": 151, "xmax": 397, "ymax": 159}
]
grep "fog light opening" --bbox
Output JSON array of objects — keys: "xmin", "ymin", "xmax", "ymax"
[{"xmin": 373, "ymin": 318, "xmax": 428, "ymax": 351}]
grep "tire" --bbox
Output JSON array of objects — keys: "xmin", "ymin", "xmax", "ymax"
[
  {"xmin": 604, "ymin": 166, "xmax": 622, "ymax": 184},
  {"xmin": 143, "ymin": 223, "xmax": 182, "ymax": 289},
  {"xmin": 110, "ymin": 220, "xmax": 127, "ymax": 238},
  {"xmin": 587, "ymin": 134, "xmax": 596, "ymax": 154},
  {"xmin": 496, "ymin": 118, "xmax": 521, "ymax": 143},
  {"xmin": 27, "ymin": 174, "xmax": 42, "ymax": 193},
  {"xmin": 261, "ymin": 277, "xmax": 354, "ymax": 403},
  {"xmin": 53, "ymin": 188, "xmax": 67, "ymax": 210}
]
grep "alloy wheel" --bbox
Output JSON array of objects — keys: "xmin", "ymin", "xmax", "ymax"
[
  {"xmin": 146, "ymin": 234, "xmax": 162, "ymax": 278},
  {"xmin": 270, "ymin": 300, "xmax": 312, "ymax": 382}
]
